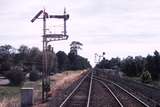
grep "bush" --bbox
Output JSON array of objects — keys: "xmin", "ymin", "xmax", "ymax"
[
  {"xmin": 140, "ymin": 70, "xmax": 152, "ymax": 83},
  {"xmin": 29, "ymin": 71, "xmax": 41, "ymax": 81},
  {"xmin": 0, "ymin": 62, "xmax": 12, "ymax": 73},
  {"xmin": 6, "ymin": 70, "xmax": 25, "ymax": 85}
]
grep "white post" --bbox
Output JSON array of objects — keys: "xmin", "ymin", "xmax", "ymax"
[{"xmin": 21, "ymin": 87, "xmax": 34, "ymax": 107}]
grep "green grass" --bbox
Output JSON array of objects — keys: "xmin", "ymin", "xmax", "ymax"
[
  {"xmin": 0, "ymin": 79, "xmax": 43, "ymax": 107},
  {"xmin": 124, "ymin": 76, "xmax": 160, "ymax": 88},
  {"xmin": 0, "ymin": 86, "xmax": 20, "ymax": 100},
  {"xmin": 23, "ymin": 80, "xmax": 42, "ymax": 89},
  {"xmin": 150, "ymin": 80, "xmax": 160, "ymax": 87},
  {"xmin": 0, "ymin": 80, "xmax": 42, "ymax": 100}
]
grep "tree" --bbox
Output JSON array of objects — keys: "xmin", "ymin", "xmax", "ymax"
[
  {"xmin": 134, "ymin": 56, "xmax": 144, "ymax": 76},
  {"xmin": 56, "ymin": 51, "xmax": 91, "ymax": 71},
  {"xmin": 120, "ymin": 56, "xmax": 138, "ymax": 77},
  {"xmin": 6, "ymin": 68, "xmax": 25, "ymax": 85},
  {"xmin": 29, "ymin": 66, "xmax": 41, "ymax": 81},
  {"xmin": 0, "ymin": 45, "xmax": 14, "ymax": 73},
  {"xmin": 18, "ymin": 45, "xmax": 30, "ymax": 56},
  {"xmin": 68, "ymin": 52, "xmax": 91, "ymax": 70},
  {"xmin": 109, "ymin": 57, "xmax": 121, "ymax": 69},
  {"xmin": 56, "ymin": 51, "xmax": 70, "ymax": 71},
  {"xmin": 15, "ymin": 45, "xmax": 30, "ymax": 64},
  {"xmin": 95, "ymin": 58, "xmax": 110, "ymax": 69},
  {"xmin": 95, "ymin": 50, "xmax": 160, "ymax": 81},
  {"xmin": 145, "ymin": 50, "xmax": 160, "ymax": 80},
  {"xmin": 47, "ymin": 46, "xmax": 57, "ymax": 74},
  {"xmin": 70, "ymin": 41, "xmax": 83, "ymax": 55},
  {"xmin": 29, "ymin": 47, "xmax": 41, "ymax": 62},
  {"xmin": 152, "ymin": 50, "xmax": 160, "ymax": 80},
  {"xmin": 28, "ymin": 47, "xmax": 42, "ymax": 71}
]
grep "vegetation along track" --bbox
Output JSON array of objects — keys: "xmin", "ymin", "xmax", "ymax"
[
  {"xmin": 93, "ymin": 76, "xmax": 150, "ymax": 107},
  {"xmin": 59, "ymin": 70, "xmax": 93, "ymax": 107}
]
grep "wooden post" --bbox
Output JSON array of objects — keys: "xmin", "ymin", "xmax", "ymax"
[{"xmin": 21, "ymin": 87, "xmax": 33, "ymax": 107}]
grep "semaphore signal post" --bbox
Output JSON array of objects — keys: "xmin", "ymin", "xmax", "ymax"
[{"xmin": 31, "ymin": 8, "xmax": 69, "ymax": 102}]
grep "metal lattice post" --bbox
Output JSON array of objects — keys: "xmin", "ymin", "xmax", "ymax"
[
  {"xmin": 31, "ymin": 8, "xmax": 69, "ymax": 102},
  {"xmin": 42, "ymin": 9, "xmax": 46, "ymax": 101}
]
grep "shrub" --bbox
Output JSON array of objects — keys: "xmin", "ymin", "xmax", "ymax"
[
  {"xmin": 140, "ymin": 70, "xmax": 152, "ymax": 83},
  {"xmin": 29, "ymin": 71, "xmax": 41, "ymax": 81},
  {"xmin": 2, "ymin": 61, "xmax": 12, "ymax": 70},
  {"xmin": 6, "ymin": 70, "xmax": 25, "ymax": 85}
]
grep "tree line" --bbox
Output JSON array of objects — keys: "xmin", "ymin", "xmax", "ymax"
[
  {"xmin": 56, "ymin": 51, "xmax": 91, "ymax": 72},
  {"xmin": 95, "ymin": 50, "xmax": 160, "ymax": 81},
  {"xmin": 0, "ymin": 42, "xmax": 91, "ymax": 85},
  {"xmin": 54, "ymin": 41, "xmax": 91, "ymax": 72}
]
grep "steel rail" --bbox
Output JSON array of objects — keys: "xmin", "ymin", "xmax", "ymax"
[
  {"xmin": 59, "ymin": 71, "xmax": 90, "ymax": 107},
  {"xmin": 94, "ymin": 75, "xmax": 150, "ymax": 107},
  {"xmin": 86, "ymin": 70, "xmax": 93, "ymax": 107},
  {"xmin": 93, "ymin": 78, "xmax": 124, "ymax": 107}
]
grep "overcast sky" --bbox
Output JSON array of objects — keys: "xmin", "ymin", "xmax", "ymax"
[{"xmin": 1, "ymin": 0, "xmax": 160, "ymax": 65}]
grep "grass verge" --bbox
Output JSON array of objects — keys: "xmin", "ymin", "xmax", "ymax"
[
  {"xmin": 123, "ymin": 76, "xmax": 160, "ymax": 88},
  {"xmin": 0, "ymin": 85, "xmax": 21, "ymax": 107}
]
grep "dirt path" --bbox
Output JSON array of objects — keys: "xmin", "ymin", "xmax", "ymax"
[{"xmin": 34, "ymin": 70, "xmax": 87, "ymax": 107}]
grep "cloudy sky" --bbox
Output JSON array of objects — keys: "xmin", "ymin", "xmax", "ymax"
[{"xmin": 1, "ymin": 0, "xmax": 160, "ymax": 65}]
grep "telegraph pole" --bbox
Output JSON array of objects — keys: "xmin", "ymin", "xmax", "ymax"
[{"xmin": 31, "ymin": 8, "xmax": 69, "ymax": 102}]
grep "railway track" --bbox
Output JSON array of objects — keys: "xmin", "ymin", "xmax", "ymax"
[
  {"xmin": 95, "ymin": 69, "xmax": 160, "ymax": 106},
  {"xmin": 114, "ymin": 79, "xmax": 160, "ymax": 107},
  {"xmin": 59, "ymin": 70, "xmax": 93, "ymax": 107},
  {"xmin": 119, "ymin": 79, "xmax": 160, "ymax": 103},
  {"xmin": 90, "ymin": 78, "xmax": 123, "ymax": 107},
  {"xmin": 93, "ymin": 76, "xmax": 149, "ymax": 107},
  {"xmin": 57, "ymin": 69, "xmax": 151, "ymax": 107}
]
